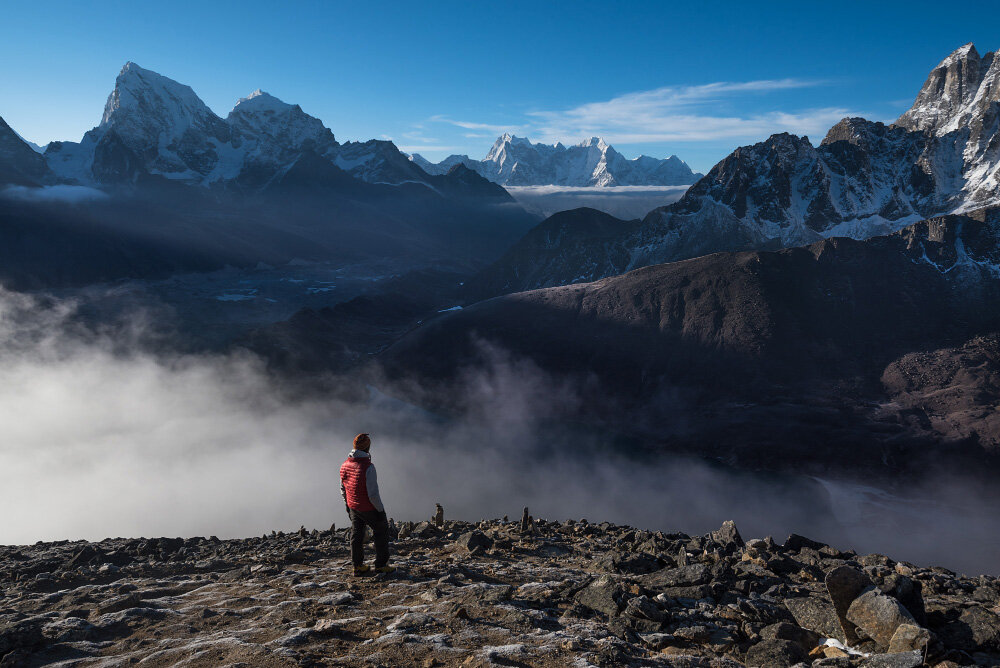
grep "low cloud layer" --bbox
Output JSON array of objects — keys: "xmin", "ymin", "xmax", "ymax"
[
  {"xmin": 505, "ymin": 185, "xmax": 689, "ymax": 219},
  {"xmin": 1, "ymin": 289, "xmax": 998, "ymax": 574},
  {"xmin": 1, "ymin": 184, "xmax": 109, "ymax": 204}
]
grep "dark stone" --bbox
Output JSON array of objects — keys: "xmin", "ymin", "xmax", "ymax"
[
  {"xmin": 745, "ymin": 638, "xmax": 809, "ymax": 667},
  {"xmin": 783, "ymin": 534, "xmax": 827, "ymax": 553},
  {"xmin": 710, "ymin": 520, "xmax": 745, "ymax": 552},
  {"xmin": 622, "ymin": 595, "xmax": 667, "ymax": 623},
  {"xmin": 574, "ymin": 575, "xmax": 625, "ymax": 618},
  {"xmin": 455, "ymin": 530, "xmax": 493, "ymax": 553},
  {"xmin": 826, "ymin": 565, "xmax": 873, "ymax": 644},
  {"xmin": 95, "ymin": 593, "xmax": 143, "ymax": 615},
  {"xmin": 0, "ymin": 620, "xmax": 43, "ymax": 656},
  {"xmin": 760, "ymin": 621, "xmax": 820, "ymax": 651},
  {"xmin": 938, "ymin": 605, "xmax": 1000, "ymax": 653},
  {"xmin": 880, "ymin": 573, "xmax": 926, "ymax": 625}
]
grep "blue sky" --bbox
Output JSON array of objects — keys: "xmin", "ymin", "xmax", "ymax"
[{"xmin": 2, "ymin": 0, "xmax": 997, "ymax": 173}]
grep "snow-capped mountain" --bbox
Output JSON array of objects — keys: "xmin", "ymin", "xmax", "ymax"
[
  {"xmin": 40, "ymin": 62, "xmax": 445, "ymax": 189},
  {"xmin": 412, "ymin": 134, "xmax": 701, "ymax": 186},
  {"xmin": 470, "ymin": 43, "xmax": 1000, "ymax": 296}
]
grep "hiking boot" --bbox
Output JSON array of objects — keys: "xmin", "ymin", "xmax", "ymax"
[
  {"xmin": 375, "ymin": 565, "xmax": 396, "ymax": 574},
  {"xmin": 353, "ymin": 565, "xmax": 371, "ymax": 576}
]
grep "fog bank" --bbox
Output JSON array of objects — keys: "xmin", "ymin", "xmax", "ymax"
[{"xmin": 1, "ymin": 288, "xmax": 998, "ymax": 575}]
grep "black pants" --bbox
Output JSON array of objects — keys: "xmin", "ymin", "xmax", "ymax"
[{"xmin": 349, "ymin": 508, "xmax": 389, "ymax": 567}]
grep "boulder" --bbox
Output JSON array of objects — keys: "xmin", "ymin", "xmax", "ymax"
[
  {"xmin": 574, "ymin": 575, "xmax": 625, "ymax": 618},
  {"xmin": 745, "ymin": 638, "xmax": 809, "ymax": 667},
  {"xmin": 887, "ymin": 623, "xmax": 930, "ymax": 653},
  {"xmin": 622, "ymin": 595, "xmax": 667, "ymax": 623},
  {"xmin": 760, "ymin": 621, "xmax": 820, "ymax": 651},
  {"xmin": 785, "ymin": 596, "xmax": 845, "ymax": 642},
  {"xmin": 826, "ymin": 565, "xmax": 873, "ymax": 644},
  {"xmin": 710, "ymin": 520, "xmax": 744, "ymax": 552},
  {"xmin": 455, "ymin": 530, "xmax": 493, "ymax": 553},
  {"xmin": 846, "ymin": 588, "xmax": 917, "ymax": 650}
]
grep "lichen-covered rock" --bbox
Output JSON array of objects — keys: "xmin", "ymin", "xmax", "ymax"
[{"xmin": 785, "ymin": 595, "xmax": 844, "ymax": 642}]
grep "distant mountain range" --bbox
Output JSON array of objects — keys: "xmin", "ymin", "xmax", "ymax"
[
  {"xmin": 0, "ymin": 63, "xmax": 539, "ymax": 288},
  {"xmin": 410, "ymin": 134, "xmax": 701, "ymax": 187},
  {"xmin": 468, "ymin": 43, "xmax": 1000, "ymax": 297}
]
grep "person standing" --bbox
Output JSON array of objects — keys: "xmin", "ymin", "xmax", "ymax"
[{"xmin": 340, "ymin": 433, "xmax": 393, "ymax": 575}]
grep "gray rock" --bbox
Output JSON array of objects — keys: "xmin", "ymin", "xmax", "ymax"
[
  {"xmin": 641, "ymin": 563, "xmax": 710, "ymax": 588},
  {"xmin": 858, "ymin": 650, "xmax": 923, "ymax": 668},
  {"xmin": 784, "ymin": 596, "xmax": 844, "ymax": 643},
  {"xmin": 574, "ymin": 575, "xmax": 625, "ymax": 618},
  {"xmin": 760, "ymin": 621, "xmax": 820, "ymax": 651},
  {"xmin": 845, "ymin": 588, "xmax": 916, "ymax": 650},
  {"xmin": 710, "ymin": 520, "xmax": 744, "ymax": 551},
  {"xmin": 623, "ymin": 595, "xmax": 667, "ymax": 623},
  {"xmin": 455, "ymin": 530, "xmax": 493, "ymax": 553},
  {"xmin": 825, "ymin": 565, "xmax": 873, "ymax": 644},
  {"xmin": 744, "ymin": 638, "xmax": 809, "ymax": 667}
]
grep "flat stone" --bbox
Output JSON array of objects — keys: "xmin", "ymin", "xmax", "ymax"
[{"xmin": 858, "ymin": 650, "xmax": 923, "ymax": 668}]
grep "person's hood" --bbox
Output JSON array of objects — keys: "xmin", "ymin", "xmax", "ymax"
[{"xmin": 348, "ymin": 449, "xmax": 371, "ymax": 459}]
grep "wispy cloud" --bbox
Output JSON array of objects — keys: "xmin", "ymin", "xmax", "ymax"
[
  {"xmin": 430, "ymin": 115, "xmax": 524, "ymax": 134},
  {"xmin": 430, "ymin": 79, "xmax": 862, "ymax": 148},
  {"xmin": 527, "ymin": 79, "xmax": 857, "ymax": 143}
]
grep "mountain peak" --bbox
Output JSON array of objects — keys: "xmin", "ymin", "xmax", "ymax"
[
  {"xmin": 231, "ymin": 89, "xmax": 295, "ymax": 115},
  {"xmin": 578, "ymin": 136, "xmax": 610, "ymax": 150},
  {"xmin": 896, "ymin": 42, "xmax": 997, "ymax": 135},
  {"xmin": 939, "ymin": 42, "xmax": 979, "ymax": 68},
  {"xmin": 102, "ymin": 62, "xmax": 216, "ymax": 130}
]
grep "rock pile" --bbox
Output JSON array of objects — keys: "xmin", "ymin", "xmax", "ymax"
[{"xmin": 1, "ymin": 518, "xmax": 998, "ymax": 666}]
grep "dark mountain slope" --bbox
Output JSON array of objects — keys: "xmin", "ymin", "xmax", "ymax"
[{"xmin": 378, "ymin": 214, "xmax": 1000, "ymax": 473}]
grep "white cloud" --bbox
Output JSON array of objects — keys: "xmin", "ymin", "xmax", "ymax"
[
  {"xmin": 430, "ymin": 115, "xmax": 524, "ymax": 134},
  {"xmin": 430, "ymin": 79, "xmax": 863, "ymax": 148}
]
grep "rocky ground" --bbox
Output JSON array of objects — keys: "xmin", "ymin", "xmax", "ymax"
[{"xmin": 1, "ymin": 514, "xmax": 999, "ymax": 667}]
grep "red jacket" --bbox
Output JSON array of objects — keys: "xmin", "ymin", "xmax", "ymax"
[{"xmin": 340, "ymin": 453, "xmax": 382, "ymax": 512}]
